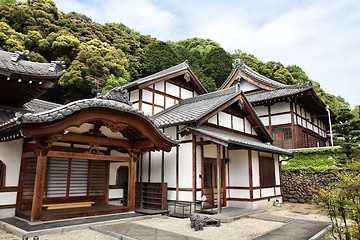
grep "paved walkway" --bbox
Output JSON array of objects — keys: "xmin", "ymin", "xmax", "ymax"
[{"xmin": 92, "ymin": 223, "xmax": 200, "ymax": 240}]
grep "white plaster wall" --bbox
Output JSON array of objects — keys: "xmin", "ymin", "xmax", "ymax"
[
  {"xmin": 203, "ymin": 144, "xmax": 217, "ymax": 158},
  {"xmin": 150, "ymin": 151, "xmax": 162, "ymax": 182},
  {"xmin": 142, "ymin": 89, "xmax": 152, "ymax": 102},
  {"xmin": 133, "ymin": 102, "xmax": 139, "ymax": 111},
  {"xmin": 178, "ymin": 191, "xmax": 192, "ymax": 202},
  {"xmin": 228, "ymin": 150, "xmax": 249, "ymax": 187},
  {"xmin": 0, "ymin": 209, "xmax": 15, "ymax": 219},
  {"xmin": 208, "ymin": 115, "xmax": 217, "ymax": 125},
  {"xmin": 167, "ymin": 190, "xmax": 176, "ymax": 201},
  {"xmin": 274, "ymin": 154, "xmax": 280, "ymax": 185},
  {"xmin": 271, "ymin": 102, "xmax": 290, "ymax": 114},
  {"xmin": 142, "ymin": 152, "xmax": 150, "ymax": 182},
  {"xmin": 164, "ymin": 148, "xmax": 176, "ymax": 187},
  {"xmin": 240, "ymin": 79, "xmax": 259, "ymax": 92},
  {"xmin": 253, "ymin": 189, "xmax": 261, "ymax": 199},
  {"xmin": 179, "ymin": 143, "xmax": 192, "ymax": 188},
  {"xmin": 260, "ymin": 117, "xmax": 269, "ymax": 126},
  {"xmin": 229, "ymin": 189, "xmax": 250, "ymax": 199},
  {"xmin": 196, "ymin": 145, "xmax": 202, "ymax": 189},
  {"xmin": 130, "ymin": 89, "xmax": 139, "ymax": 102},
  {"xmin": 0, "ymin": 192, "xmax": 17, "ymax": 205},
  {"xmin": 142, "ymin": 103, "xmax": 152, "ymax": 116},
  {"xmin": 166, "ymin": 82, "xmax": 179, "ymax": 98},
  {"xmin": 181, "ymin": 88, "xmax": 193, "ymax": 99},
  {"xmin": 0, "ymin": 139, "xmax": 23, "ymax": 186},
  {"xmin": 271, "ymin": 113, "xmax": 291, "ymax": 125},
  {"xmin": 244, "ymin": 118, "xmax": 252, "ymax": 134},
  {"xmin": 109, "ymin": 189, "xmax": 123, "ymax": 199},
  {"xmin": 261, "ymin": 188, "xmax": 275, "ymax": 198},
  {"xmin": 108, "ymin": 161, "xmax": 128, "ymax": 185},
  {"xmin": 180, "ymin": 134, "xmax": 192, "ymax": 141},
  {"xmin": 251, "ymin": 151, "xmax": 260, "ymax": 187},
  {"xmin": 155, "ymin": 81, "xmax": 164, "ymax": 92},
  {"xmin": 153, "ymin": 106, "xmax": 163, "ymax": 115},
  {"xmin": 154, "ymin": 93, "xmax": 164, "ymax": 106},
  {"xmin": 218, "ymin": 112, "xmax": 231, "ymax": 129},
  {"xmin": 275, "ymin": 187, "xmax": 281, "ymax": 195},
  {"xmin": 297, "ymin": 116, "xmax": 302, "ymax": 126},
  {"xmin": 254, "ymin": 106, "xmax": 269, "ymax": 116},
  {"xmin": 165, "ymin": 97, "xmax": 175, "ymax": 108},
  {"xmin": 164, "ymin": 126, "xmax": 177, "ymax": 139},
  {"xmin": 233, "ymin": 116, "xmax": 243, "ymax": 132}
]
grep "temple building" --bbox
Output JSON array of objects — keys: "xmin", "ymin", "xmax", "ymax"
[
  {"xmin": 220, "ymin": 59, "xmax": 336, "ymax": 149},
  {"xmin": 0, "ymin": 52, "xmax": 292, "ymax": 222}
]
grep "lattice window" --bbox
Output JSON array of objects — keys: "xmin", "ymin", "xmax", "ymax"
[
  {"xmin": 116, "ymin": 166, "xmax": 128, "ymax": 188},
  {"xmin": 311, "ymin": 136, "xmax": 317, "ymax": 147},
  {"xmin": 303, "ymin": 132, "xmax": 308, "ymax": 148},
  {"xmin": 0, "ymin": 161, "xmax": 5, "ymax": 188},
  {"xmin": 204, "ymin": 163, "xmax": 212, "ymax": 189},
  {"xmin": 273, "ymin": 128, "xmax": 292, "ymax": 140},
  {"xmin": 259, "ymin": 157, "xmax": 275, "ymax": 188}
]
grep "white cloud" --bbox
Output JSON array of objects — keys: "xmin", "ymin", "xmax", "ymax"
[{"xmin": 54, "ymin": 0, "xmax": 360, "ymax": 107}]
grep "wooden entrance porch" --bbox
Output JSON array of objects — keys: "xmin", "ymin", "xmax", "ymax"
[{"xmin": 16, "ymin": 204, "xmax": 128, "ymax": 221}]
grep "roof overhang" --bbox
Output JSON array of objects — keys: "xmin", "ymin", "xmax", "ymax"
[{"xmin": 180, "ymin": 125, "xmax": 293, "ymax": 156}]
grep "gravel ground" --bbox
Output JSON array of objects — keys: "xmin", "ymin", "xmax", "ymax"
[{"xmin": 0, "ymin": 203, "xmax": 330, "ymax": 240}]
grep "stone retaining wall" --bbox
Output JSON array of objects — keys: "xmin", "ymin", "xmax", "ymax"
[{"xmin": 282, "ymin": 171, "xmax": 338, "ymax": 203}]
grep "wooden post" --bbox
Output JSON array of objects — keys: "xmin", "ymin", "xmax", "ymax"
[
  {"xmin": 192, "ymin": 135, "xmax": 197, "ymax": 203},
  {"xmin": 216, "ymin": 145, "xmax": 221, "ymax": 214},
  {"xmin": 31, "ymin": 150, "xmax": 47, "ymax": 221},
  {"xmin": 128, "ymin": 151, "xmax": 137, "ymax": 211}
]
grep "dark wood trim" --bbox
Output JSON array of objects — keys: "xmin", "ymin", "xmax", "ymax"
[
  {"xmin": 138, "ymin": 89, "xmax": 143, "ymax": 111},
  {"xmin": 290, "ymin": 102, "xmax": 296, "ymax": 149},
  {"xmin": 176, "ymin": 125, "xmax": 179, "ymax": 201},
  {"xmin": 216, "ymin": 144, "xmax": 221, "ymax": 213},
  {"xmin": 0, "ymin": 204, "xmax": 16, "ymax": 209},
  {"xmin": 227, "ymin": 194, "xmax": 282, "ymax": 202},
  {"xmin": 268, "ymin": 105, "xmax": 272, "ymax": 135},
  {"xmin": 127, "ymin": 152, "xmax": 137, "ymax": 210},
  {"xmin": 141, "ymin": 100, "xmax": 164, "ymax": 110},
  {"xmin": 0, "ymin": 186, "xmax": 17, "ymax": 192},
  {"xmin": 248, "ymin": 150, "xmax": 253, "ymax": 200},
  {"xmin": 47, "ymin": 151, "xmax": 131, "ymax": 161},
  {"xmin": 168, "ymin": 187, "xmax": 201, "ymax": 191},
  {"xmin": 148, "ymin": 152, "xmax": 151, "ymax": 182},
  {"xmin": 179, "ymin": 139, "xmax": 193, "ymax": 144},
  {"xmin": 161, "ymin": 151, "xmax": 164, "ymax": 183},
  {"xmin": 226, "ymin": 186, "xmax": 250, "ymax": 190},
  {"xmin": 192, "ymin": 135, "xmax": 196, "ymax": 203},
  {"xmin": 200, "ymin": 138, "xmax": 204, "ymax": 197},
  {"xmin": 258, "ymin": 111, "xmax": 292, "ymax": 118},
  {"xmin": 204, "ymin": 122, "xmax": 257, "ymax": 138}
]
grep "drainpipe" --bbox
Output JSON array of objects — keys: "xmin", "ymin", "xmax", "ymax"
[{"xmin": 326, "ymin": 105, "xmax": 334, "ymax": 146}]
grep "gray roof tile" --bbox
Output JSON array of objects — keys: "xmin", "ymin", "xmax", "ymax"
[
  {"xmin": 183, "ymin": 125, "xmax": 292, "ymax": 155},
  {"xmin": 152, "ymin": 86, "xmax": 240, "ymax": 127},
  {"xmin": 246, "ymin": 84, "xmax": 312, "ymax": 103},
  {"xmin": 0, "ymin": 50, "xmax": 65, "ymax": 77}
]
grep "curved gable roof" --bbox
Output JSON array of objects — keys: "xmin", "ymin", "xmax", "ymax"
[
  {"xmin": 122, "ymin": 60, "xmax": 207, "ymax": 94},
  {"xmin": 220, "ymin": 59, "xmax": 291, "ymax": 90}
]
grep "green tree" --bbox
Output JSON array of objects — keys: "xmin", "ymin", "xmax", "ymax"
[
  {"xmin": 231, "ymin": 49, "xmax": 262, "ymax": 71},
  {"xmin": 286, "ymin": 65, "xmax": 310, "ymax": 83},
  {"xmin": 203, "ymin": 47, "xmax": 232, "ymax": 88},
  {"xmin": 139, "ymin": 41, "xmax": 179, "ymax": 76},
  {"xmin": 273, "ymin": 67, "xmax": 295, "ymax": 85}
]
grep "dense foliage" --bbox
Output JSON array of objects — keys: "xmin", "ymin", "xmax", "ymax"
[{"xmin": 0, "ymin": 0, "xmax": 354, "ymax": 114}]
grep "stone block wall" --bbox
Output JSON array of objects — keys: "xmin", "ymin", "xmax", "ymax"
[{"xmin": 282, "ymin": 171, "xmax": 338, "ymax": 203}]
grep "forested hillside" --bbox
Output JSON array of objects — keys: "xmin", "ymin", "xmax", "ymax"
[{"xmin": 0, "ymin": 0, "xmax": 350, "ymax": 114}]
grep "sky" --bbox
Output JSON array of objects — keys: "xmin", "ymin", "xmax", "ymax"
[{"xmin": 54, "ymin": 0, "xmax": 360, "ymax": 108}]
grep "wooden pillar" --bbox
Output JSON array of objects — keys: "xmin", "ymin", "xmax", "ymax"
[
  {"xmin": 216, "ymin": 145, "xmax": 221, "ymax": 214},
  {"xmin": 128, "ymin": 151, "xmax": 138, "ymax": 211},
  {"xmin": 31, "ymin": 150, "xmax": 47, "ymax": 221},
  {"xmin": 192, "ymin": 135, "xmax": 197, "ymax": 203}
]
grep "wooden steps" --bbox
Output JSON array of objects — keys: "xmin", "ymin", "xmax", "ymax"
[{"xmin": 42, "ymin": 201, "xmax": 95, "ymax": 210}]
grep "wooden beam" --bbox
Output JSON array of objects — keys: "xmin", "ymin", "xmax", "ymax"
[
  {"xmin": 47, "ymin": 150, "xmax": 131, "ymax": 161},
  {"xmin": 31, "ymin": 151, "xmax": 47, "ymax": 221}
]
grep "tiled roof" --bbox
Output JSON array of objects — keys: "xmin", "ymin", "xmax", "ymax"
[
  {"xmin": 246, "ymin": 84, "xmax": 312, "ymax": 103},
  {"xmin": 0, "ymin": 99, "xmax": 61, "ymax": 125},
  {"xmin": 182, "ymin": 125, "xmax": 293, "ymax": 155},
  {"xmin": 24, "ymin": 99, "xmax": 62, "ymax": 113},
  {"xmin": 0, "ymin": 50, "xmax": 65, "ymax": 77},
  {"xmin": 122, "ymin": 60, "xmax": 207, "ymax": 93},
  {"xmin": 220, "ymin": 59, "xmax": 290, "ymax": 90},
  {"xmin": 152, "ymin": 86, "xmax": 240, "ymax": 127}
]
